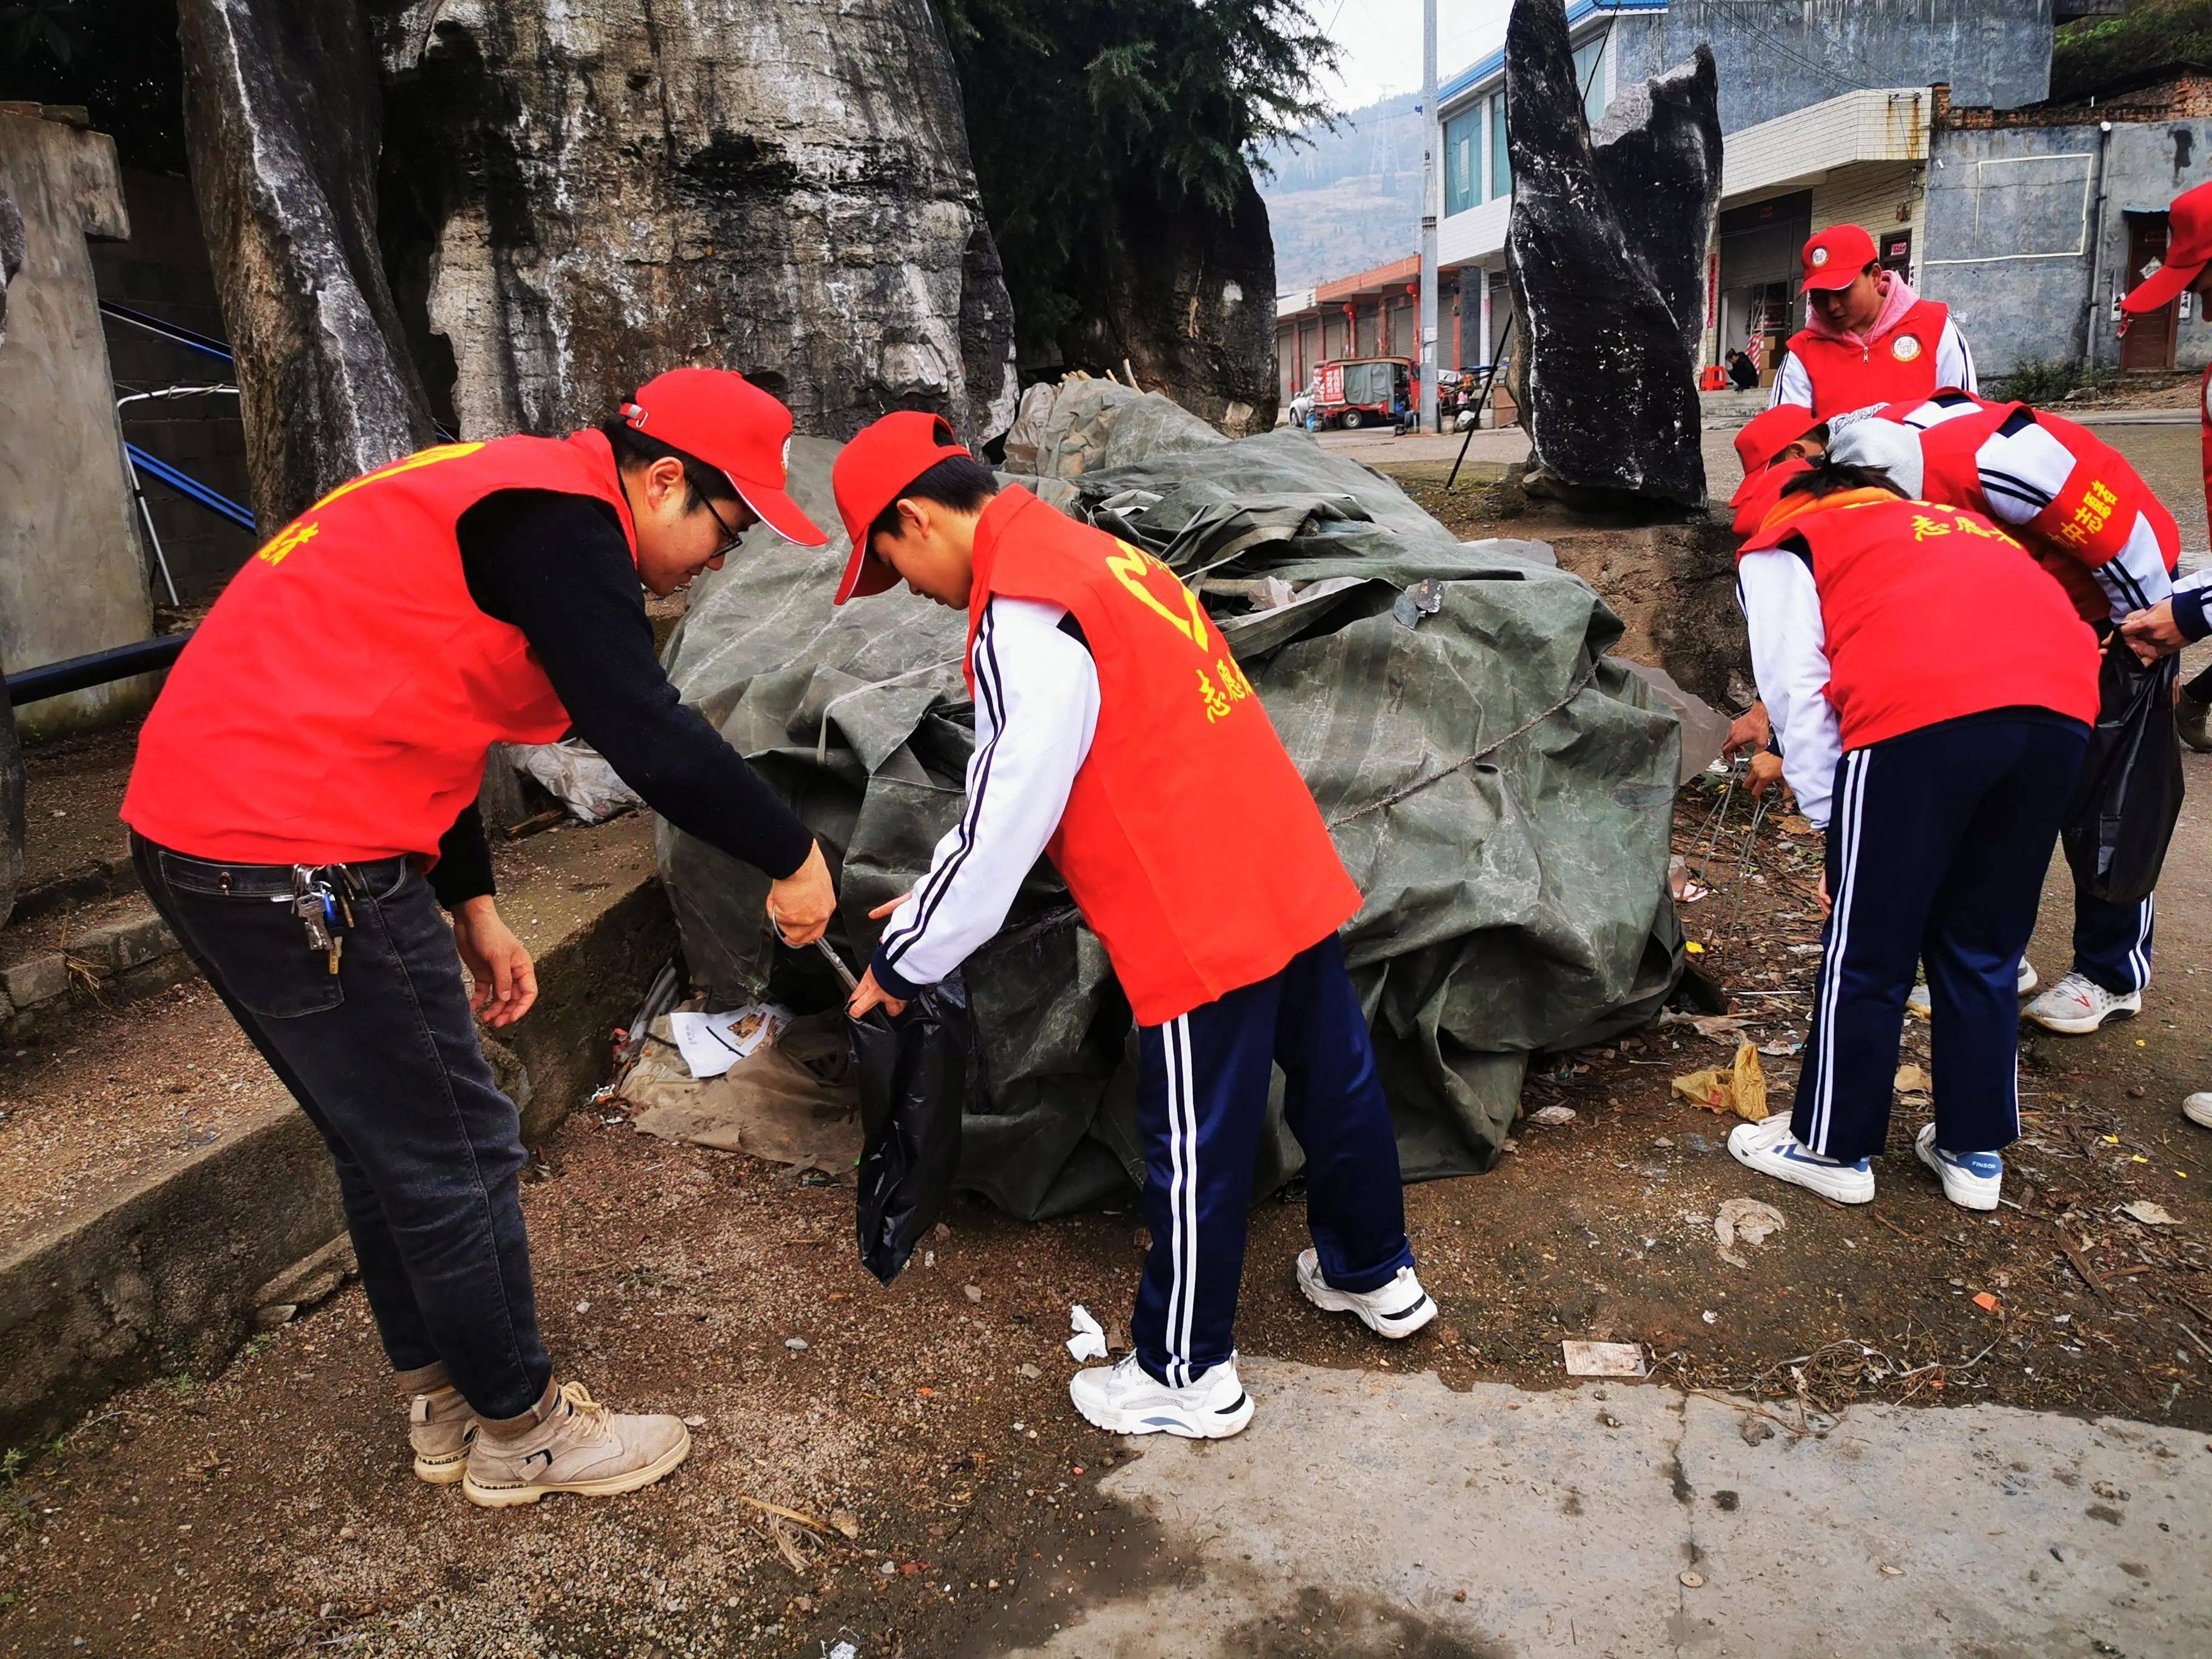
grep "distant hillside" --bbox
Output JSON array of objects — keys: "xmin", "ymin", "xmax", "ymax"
[{"xmin": 1256, "ymin": 92, "xmax": 1423, "ymax": 291}]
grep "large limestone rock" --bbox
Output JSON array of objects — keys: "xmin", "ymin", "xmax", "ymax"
[
  {"xmin": 178, "ymin": 0, "xmax": 435, "ymax": 528},
  {"xmin": 0, "ymin": 176, "xmax": 24, "ymax": 341},
  {"xmin": 367, "ymin": 0, "xmax": 1017, "ymax": 446},
  {"xmin": 1505, "ymin": 0, "xmax": 1721, "ymax": 510}
]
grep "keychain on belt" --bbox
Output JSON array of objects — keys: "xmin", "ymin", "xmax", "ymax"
[{"xmin": 287, "ymin": 865, "xmax": 352, "ymax": 974}]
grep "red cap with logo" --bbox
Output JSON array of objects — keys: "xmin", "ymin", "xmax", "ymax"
[
  {"xmin": 1734, "ymin": 404, "xmax": 1823, "ymax": 477},
  {"xmin": 2121, "ymin": 180, "xmax": 2212, "ymax": 315},
  {"xmin": 1799, "ymin": 224, "xmax": 1879, "ymax": 293},
  {"xmin": 829, "ymin": 411, "xmax": 974, "ymax": 605},
  {"xmin": 617, "ymin": 367, "xmax": 828, "ymax": 548}
]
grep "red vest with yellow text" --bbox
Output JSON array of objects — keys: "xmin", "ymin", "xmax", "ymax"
[
  {"xmin": 1746, "ymin": 496, "xmax": 2099, "ymax": 751},
  {"xmin": 2199, "ymin": 362, "xmax": 2212, "ymax": 536},
  {"xmin": 1785, "ymin": 300, "xmax": 1951, "ymax": 418},
  {"xmin": 1898, "ymin": 396, "xmax": 2178, "ymax": 625},
  {"xmin": 968, "ymin": 488, "xmax": 1360, "ymax": 1025},
  {"xmin": 123, "ymin": 433, "xmax": 635, "ymax": 865}
]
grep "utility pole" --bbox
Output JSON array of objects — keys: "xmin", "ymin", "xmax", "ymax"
[{"xmin": 1418, "ymin": 0, "xmax": 1440, "ymax": 434}]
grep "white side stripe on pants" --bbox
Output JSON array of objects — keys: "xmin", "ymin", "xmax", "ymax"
[
  {"xmin": 2128, "ymin": 894, "xmax": 2154, "ymax": 993},
  {"xmin": 1173, "ymin": 1016, "xmax": 1198, "ymax": 1386},
  {"xmin": 1162, "ymin": 1018, "xmax": 1188, "ymax": 1388},
  {"xmin": 1809, "ymin": 750, "xmax": 1871, "ymax": 1156}
]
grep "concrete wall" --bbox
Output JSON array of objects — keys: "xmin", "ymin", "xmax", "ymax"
[
  {"xmin": 88, "ymin": 169, "xmax": 254, "ymax": 604},
  {"xmin": 1613, "ymin": 1, "xmax": 2052, "ymax": 134},
  {"xmin": 1924, "ymin": 105, "xmax": 2212, "ymax": 377},
  {"xmin": 0, "ymin": 110, "xmax": 156, "ymax": 739}
]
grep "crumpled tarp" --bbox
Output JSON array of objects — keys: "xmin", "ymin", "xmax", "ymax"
[{"xmin": 657, "ymin": 381, "xmax": 1684, "ymax": 1219}]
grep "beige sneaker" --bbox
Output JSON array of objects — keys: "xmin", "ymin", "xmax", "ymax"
[
  {"xmin": 409, "ymin": 1384, "xmax": 478, "ymax": 1485},
  {"xmin": 461, "ymin": 1381, "xmax": 691, "ymax": 1509}
]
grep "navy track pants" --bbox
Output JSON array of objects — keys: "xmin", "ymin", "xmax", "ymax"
[
  {"xmin": 1131, "ymin": 934, "xmax": 1413, "ymax": 1388},
  {"xmin": 1794, "ymin": 712, "xmax": 2088, "ymax": 1164},
  {"xmin": 2072, "ymin": 886, "xmax": 2155, "ymax": 996}
]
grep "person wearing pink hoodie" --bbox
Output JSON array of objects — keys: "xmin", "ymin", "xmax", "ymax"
[{"xmin": 1769, "ymin": 226, "xmax": 1977, "ymax": 419}]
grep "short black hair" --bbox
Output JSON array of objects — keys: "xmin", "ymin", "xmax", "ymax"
[
  {"xmin": 599, "ymin": 416, "xmax": 742, "ymax": 512},
  {"xmin": 1779, "ymin": 457, "xmax": 1903, "ymax": 501},
  {"xmin": 867, "ymin": 455, "xmax": 999, "ymax": 552}
]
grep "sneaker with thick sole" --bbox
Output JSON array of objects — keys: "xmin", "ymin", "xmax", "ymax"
[
  {"xmin": 1912, "ymin": 1124, "xmax": 2002, "ymax": 1211},
  {"xmin": 1727, "ymin": 1115, "xmax": 1874, "ymax": 1205},
  {"xmin": 461, "ymin": 1381, "xmax": 691, "ymax": 1509},
  {"xmin": 1295, "ymin": 1250, "xmax": 1436, "ymax": 1339},
  {"xmin": 2023, "ymin": 972, "xmax": 2140, "ymax": 1036},
  {"xmin": 409, "ymin": 1384, "xmax": 478, "ymax": 1485},
  {"xmin": 2178, "ymin": 693, "xmax": 2212, "ymax": 754},
  {"xmin": 1907, "ymin": 957, "xmax": 2037, "ymax": 1019},
  {"xmin": 1068, "ymin": 1353, "xmax": 1255, "ymax": 1440},
  {"xmin": 2185, "ymin": 1093, "xmax": 2212, "ymax": 1129}
]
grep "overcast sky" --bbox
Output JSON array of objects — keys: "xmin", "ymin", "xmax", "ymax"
[{"xmin": 1316, "ymin": 0, "xmax": 1512, "ymax": 112}]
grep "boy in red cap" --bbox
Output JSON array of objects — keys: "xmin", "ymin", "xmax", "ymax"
[
  {"xmin": 124, "ymin": 367, "xmax": 836, "ymax": 1507},
  {"xmin": 1770, "ymin": 224, "xmax": 1977, "ymax": 418},
  {"xmin": 829, "ymin": 413, "xmax": 1431, "ymax": 1440}
]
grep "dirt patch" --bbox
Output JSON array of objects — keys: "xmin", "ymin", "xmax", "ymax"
[{"xmin": 15, "ymin": 719, "xmax": 138, "ymax": 904}]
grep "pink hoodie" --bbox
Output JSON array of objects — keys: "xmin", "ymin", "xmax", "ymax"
[{"xmin": 1801, "ymin": 270, "xmax": 1923, "ymax": 353}]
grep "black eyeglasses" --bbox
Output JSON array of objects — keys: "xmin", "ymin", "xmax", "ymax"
[{"xmin": 702, "ymin": 496, "xmax": 746, "ymax": 558}]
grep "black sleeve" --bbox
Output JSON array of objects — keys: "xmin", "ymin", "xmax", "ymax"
[
  {"xmin": 454, "ymin": 489, "xmax": 817, "ymax": 880},
  {"xmin": 429, "ymin": 802, "xmax": 495, "ymax": 910}
]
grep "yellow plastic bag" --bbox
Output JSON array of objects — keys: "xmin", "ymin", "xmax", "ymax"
[{"xmin": 1671, "ymin": 1041, "xmax": 1769, "ymax": 1122}]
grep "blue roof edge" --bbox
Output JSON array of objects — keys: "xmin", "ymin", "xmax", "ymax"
[{"xmin": 1436, "ymin": 0, "xmax": 1669, "ymax": 114}]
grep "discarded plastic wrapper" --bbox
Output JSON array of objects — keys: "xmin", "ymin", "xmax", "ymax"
[
  {"xmin": 848, "ymin": 965, "xmax": 971, "ymax": 1285},
  {"xmin": 667, "ymin": 1004, "xmax": 791, "ymax": 1079},
  {"xmin": 1671, "ymin": 1041, "xmax": 1768, "ymax": 1122},
  {"xmin": 1067, "ymin": 1304, "xmax": 1108, "ymax": 1362},
  {"xmin": 1561, "ymin": 1340, "xmax": 1647, "ymax": 1378}
]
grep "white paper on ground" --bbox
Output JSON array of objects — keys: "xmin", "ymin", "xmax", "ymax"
[
  {"xmin": 1067, "ymin": 1304, "xmax": 1108, "ymax": 1362},
  {"xmin": 1561, "ymin": 1339, "xmax": 1649, "ymax": 1378},
  {"xmin": 668, "ymin": 1004, "xmax": 792, "ymax": 1080}
]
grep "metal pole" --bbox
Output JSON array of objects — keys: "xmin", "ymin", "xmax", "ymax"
[{"xmin": 1418, "ymin": 0, "xmax": 1440, "ymax": 435}]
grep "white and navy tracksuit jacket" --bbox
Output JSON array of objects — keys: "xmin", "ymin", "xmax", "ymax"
[
  {"xmin": 872, "ymin": 597, "xmax": 1413, "ymax": 1389},
  {"xmin": 1842, "ymin": 395, "xmax": 2168, "ymax": 993}
]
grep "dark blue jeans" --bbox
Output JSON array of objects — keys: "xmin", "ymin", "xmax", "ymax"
[{"xmin": 132, "ymin": 833, "xmax": 551, "ymax": 1418}]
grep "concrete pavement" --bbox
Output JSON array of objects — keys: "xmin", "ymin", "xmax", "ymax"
[{"xmin": 987, "ymin": 1360, "xmax": 2212, "ymax": 1658}]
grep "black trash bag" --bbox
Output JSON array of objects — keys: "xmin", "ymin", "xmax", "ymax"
[
  {"xmin": 850, "ymin": 975, "xmax": 973, "ymax": 1285},
  {"xmin": 2063, "ymin": 648, "xmax": 2184, "ymax": 909}
]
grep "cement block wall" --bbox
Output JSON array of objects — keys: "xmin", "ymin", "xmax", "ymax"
[
  {"xmin": 89, "ymin": 168, "xmax": 255, "ymax": 603},
  {"xmin": 0, "ymin": 110, "xmax": 156, "ymax": 739},
  {"xmin": 1612, "ymin": 0, "xmax": 2053, "ymax": 134},
  {"xmin": 1925, "ymin": 110, "xmax": 2212, "ymax": 377}
]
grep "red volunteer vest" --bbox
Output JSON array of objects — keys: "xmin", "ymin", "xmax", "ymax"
[
  {"xmin": 2200, "ymin": 362, "xmax": 2212, "ymax": 537},
  {"xmin": 123, "ymin": 432, "xmax": 636, "ymax": 865},
  {"xmin": 1893, "ymin": 397, "xmax": 2179, "ymax": 625},
  {"xmin": 968, "ymin": 488, "xmax": 1360, "ymax": 1026},
  {"xmin": 1747, "ymin": 496, "xmax": 2099, "ymax": 751},
  {"xmin": 1785, "ymin": 300, "xmax": 1951, "ymax": 418}
]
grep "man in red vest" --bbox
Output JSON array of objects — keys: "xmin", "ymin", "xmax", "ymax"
[
  {"xmin": 122, "ymin": 368, "xmax": 838, "ymax": 1507},
  {"xmin": 1730, "ymin": 461, "xmax": 2099, "ymax": 1212},
  {"xmin": 1820, "ymin": 392, "xmax": 2176, "ymax": 1036},
  {"xmin": 828, "ymin": 414, "xmax": 1431, "ymax": 1439},
  {"xmin": 1769, "ymin": 225, "xmax": 1976, "ymax": 420}
]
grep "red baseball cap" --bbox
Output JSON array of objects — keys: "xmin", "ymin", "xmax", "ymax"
[
  {"xmin": 2122, "ymin": 180, "xmax": 2212, "ymax": 315},
  {"xmin": 1799, "ymin": 224, "xmax": 1878, "ymax": 292},
  {"xmin": 828, "ymin": 411, "xmax": 974, "ymax": 605},
  {"xmin": 617, "ymin": 367, "xmax": 828, "ymax": 547},
  {"xmin": 1733, "ymin": 404, "xmax": 1823, "ymax": 477}
]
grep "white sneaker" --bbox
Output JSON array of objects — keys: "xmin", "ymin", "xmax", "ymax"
[
  {"xmin": 1068, "ymin": 1352, "xmax": 1254, "ymax": 1439},
  {"xmin": 1913, "ymin": 1124, "xmax": 2003, "ymax": 1212},
  {"xmin": 1906, "ymin": 957, "xmax": 2036, "ymax": 1019},
  {"xmin": 2184, "ymin": 1093, "xmax": 2212, "ymax": 1129},
  {"xmin": 1727, "ymin": 1116, "xmax": 1874, "ymax": 1205},
  {"xmin": 1295, "ymin": 1250, "xmax": 1436, "ymax": 1339},
  {"xmin": 2023, "ymin": 972, "xmax": 2140, "ymax": 1035}
]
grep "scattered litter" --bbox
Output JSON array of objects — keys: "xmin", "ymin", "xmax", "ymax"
[
  {"xmin": 1894, "ymin": 1063, "xmax": 1931, "ymax": 1095},
  {"xmin": 1529, "ymin": 1104, "xmax": 1578, "ymax": 1127},
  {"xmin": 1684, "ymin": 942, "xmax": 1706, "ymax": 955},
  {"xmin": 1067, "ymin": 1305, "xmax": 1108, "ymax": 1362},
  {"xmin": 785, "ymin": 1337, "xmax": 809, "ymax": 1352},
  {"xmin": 1757, "ymin": 1041, "xmax": 1801, "ymax": 1057},
  {"xmin": 682, "ymin": 1415, "xmax": 707, "ymax": 1428},
  {"xmin": 1701, "ymin": 1310, "xmax": 1718, "ymax": 1324},
  {"xmin": 1714, "ymin": 1198, "xmax": 1785, "ymax": 1269},
  {"xmin": 1973, "ymin": 1292, "xmax": 2002, "ymax": 1312},
  {"xmin": 1671, "ymin": 1042, "xmax": 1769, "ymax": 1122},
  {"xmin": 511, "ymin": 738, "xmax": 642, "ymax": 823},
  {"xmin": 2122, "ymin": 1201, "xmax": 2179, "ymax": 1226},
  {"xmin": 1679, "ymin": 1570, "xmax": 1705, "ymax": 1588},
  {"xmin": 668, "ymin": 1004, "xmax": 793, "ymax": 1080},
  {"xmin": 1878, "ymin": 1564, "xmax": 1904, "ymax": 1578},
  {"xmin": 1562, "ymin": 1340, "xmax": 1648, "ymax": 1378},
  {"xmin": 825, "ymin": 1640, "xmax": 861, "ymax": 1659},
  {"xmin": 1786, "ymin": 943, "xmax": 1824, "ymax": 956},
  {"xmin": 1660, "ymin": 1011, "xmax": 1754, "ymax": 1042}
]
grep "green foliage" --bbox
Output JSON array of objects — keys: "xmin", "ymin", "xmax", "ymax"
[
  {"xmin": 2053, "ymin": 0, "xmax": 2212, "ymax": 101},
  {"xmin": 936, "ymin": 0, "xmax": 1336, "ymax": 367},
  {"xmin": 0, "ymin": 1447, "xmax": 22, "ymax": 1486},
  {"xmin": 1992, "ymin": 355, "xmax": 2121, "ymax": 404}
]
